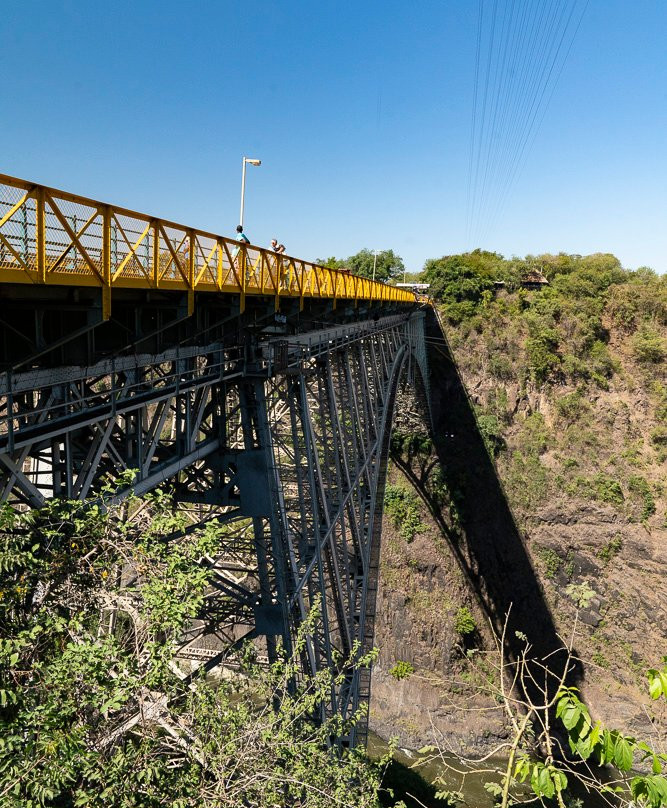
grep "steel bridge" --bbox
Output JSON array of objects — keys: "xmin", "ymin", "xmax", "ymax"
[{"xmin": 0, "ymin": 175, "xmax": 430, "ymax": 746}]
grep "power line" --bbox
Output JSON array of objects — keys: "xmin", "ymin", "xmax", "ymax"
[{"xmin": 465, "ymin": 0, "xmax": 589, "ymax": 248}]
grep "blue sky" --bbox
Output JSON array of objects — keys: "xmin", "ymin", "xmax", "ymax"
[{"xmin": 4, "ymin": 1, "xmax": 667, "ymax": 273}]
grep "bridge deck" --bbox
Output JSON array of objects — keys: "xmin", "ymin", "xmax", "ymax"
[{"xmin": 0, "ymin": 174, "xmax": 415, "ymax": 318}]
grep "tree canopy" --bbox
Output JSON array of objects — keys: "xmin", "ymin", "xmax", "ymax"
[
  {"xmin": 0, "ymin": 484, "xmax": 386, "ymax": 807},
  {"xmin": 317, "ymin": 249, "xmax": 405, "ymax": 283}
]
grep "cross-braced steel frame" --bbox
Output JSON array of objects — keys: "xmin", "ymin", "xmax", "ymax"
[{"xmin": 0, "ymin": 309, "xmax": 429, "ymax": 746}]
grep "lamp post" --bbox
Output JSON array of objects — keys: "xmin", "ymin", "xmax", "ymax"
[
  {"xmin": 239, "ymin": 156, "xmax": 261, "ymax": 229},
  {"xmin": 372, "ymin": 249, "xmax": 379, "ymax": 282}
]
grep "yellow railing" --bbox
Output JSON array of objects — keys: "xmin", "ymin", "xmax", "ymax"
[{"xmin": 0, "ymin": 174, "xmax": 416, "ymax": 319}]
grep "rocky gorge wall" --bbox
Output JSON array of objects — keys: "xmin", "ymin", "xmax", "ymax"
[{"xmin": 369, "ymin": 306, "xmax": 667, "ymax": 754}]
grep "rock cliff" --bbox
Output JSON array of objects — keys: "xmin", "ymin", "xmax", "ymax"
[{"xmin": 370, "ymin": 303, "xmax": 667, "ymax": 753}]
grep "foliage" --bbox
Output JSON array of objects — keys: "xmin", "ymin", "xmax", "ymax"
[
  {"xmin": 503, "ymin": 451, "xmax": 550, "ymax": 510},
  {"xmin": 597, "ymin": 535, "xmax": 622, "ymax": 563},
  {"xmin": 453, "ymin": 606, "xmax": 476, "ymax": 637},
  {"xmin": 565, "ymin": 580, "xmax": 596, "ymax": 609},
  {"xmin": 555, "ymin": 684, "xmax": 667, "ymax": 807},
  {"xmin": 632, "ymin": 324, "xmax": 667, "ymax": 364},
  {"xmin": 525, "ymin": 324, "xmax": 561, "ymax": 383},
  {"xmin": 0, "ymin": 490, "xmax": 385, "ymax": 807},
  {"xmin": 419, "ymin": 616, "xmax": 667, "ymax": 808},
  {"xmin": 318, "ymin": 249, "xmax": 405, "ymax": 283},
  {"xmin": 475, "ymin": 412, "xmax": 505, "ymax": 457},
  {"xmin": 568, "ymin": 473, "xmax": 624, "ymax": 508},
  {"xmin": 555, "ymin": 390, "xmax": 591, "ymax": 424},
  {"xmin": 425, "ymin": 250, "xmax": 664, "ymax": 392},
  {"xmin": 628, "ymin": 475, "xmax": 656, "ymax": 521},
  {"xmin": 514, "ymin": 412, "xmax": 550, "ymax": 455},
  {"xmin": 389, "ymin": 430, "xmax": 432, "ymax": 459},
  {"xmin": 388, "ymin": 660, "xmax": 415, "ymax": 681},
  {"xmin": 537, "ymin": 547, "xmax": 562, "ymax": 580},
  {"xmin": 384, "ymin": 485, "xmax": 425, "ymax": 543},
  {"xmin": 421, "ymin": 251, "xmax": 499, "ymax": 324},
  {"xmin": 651, "ymin": 426, "xmax": 667, "ymax": 447}
]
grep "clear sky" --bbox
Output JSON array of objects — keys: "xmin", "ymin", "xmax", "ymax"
[{"xmin": 3, "ymin": 1, "xmax": 667, "ymax": 273}]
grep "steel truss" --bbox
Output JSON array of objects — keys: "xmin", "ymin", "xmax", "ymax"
[{"xmin": 0, "ymin": 310, "xmax": 429, "ymax": 746}]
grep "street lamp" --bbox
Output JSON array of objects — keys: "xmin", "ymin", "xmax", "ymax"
[
  {"xmin": 239, "ymin": 156, "xmax": 261, "ymax": 229},
  {"xmin": 372, "ymin": 249, "xmax": 379, "ymax": 282}
]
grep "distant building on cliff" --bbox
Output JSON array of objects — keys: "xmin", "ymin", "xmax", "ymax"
[{"xmin": 520, "ymin": 270, "xmax": 549, "ymax": 290}]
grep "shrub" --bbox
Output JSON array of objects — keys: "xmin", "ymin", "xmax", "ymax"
[
  {"xmin": 588, "ymin": 339, "xmax": 617, "ymax": 380},
  {"xmin": 628, "ymin": 475, "xmax": 656, "ymax": 521},
  {"xmin": 516, "ymin": 412, "xmax": 550, "ymax": 456},
  {"xmin": 504, "ymin": 451, "xmax": 550, "ymax": 510},
  {"xmin": 555, "ymin": 390, "xmax": 590, "ymax": 424},
  {"xmin": 476, "ymin": 412, "xmax": 505, "ymax": 456},
  {"xmin": 632, "ymin": 324, "xmax": 666, "ymax": 364},
  {"xmin": 591, "ymin": 474, "xmax": 625, "ymax": 507},
  {"xmin": 650, "ymin": 425, "xmax": 667, "ymax": 447},
  {"xmin": 525, "ymin": 327, "xmax": 561, "ymax": 384},
  {"xmin": 384, "ymin": 485, "xmax": 424, "ymax": 542},
  {"xmin": 568, "ymin": 474, "xmax": 624, "ymax": 508},
  {"xmin": 597, "ymin": 535, "xmax": 622, "ymax": 563},
  {"xmin": 488, "ymin": 353, "xmax": 515, "ymax": 380},
  {"xmin": 537, "ymin": 547, "xmax": 562, "ymax": 579},
  {"xmin": 390, "ymin": 430, "xmax": 432, "ymax": 459},
  {"xmin": 454, "ymin": 606, "xmax": 477, "ymax": 636},
  {"xmin": 389, "ymin": 660, "xmax": 415, "ymax": 681}
]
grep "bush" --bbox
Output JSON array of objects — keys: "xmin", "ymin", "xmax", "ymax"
[
  {"xmin": 628, "ymin": 475, "xmax": 656, "ymax": 521},
  {"xmin": 525, "ymin": 326, "xmax": 561, "ymax": 383},
  {"xmin": 0, "ymin": 493, "xmax": 384, "ymax": 807},
  {"xmin": 555, "ymin": 390, "xmax": 590, "ymax": 424},
  {"xmin": 650, "ymin": 425, "xmax": 667, "ymax": 447},
  {"xmin": 570, "ymin": 474, "xmax": 624, "ymax": 508},
  {"xmin": 632, "ymin": 324, "xmax": 666, "ymax": 364},
  {"xmin": 591, "ymin": 474, "xmax": 625, "ymax": 507},
  {"xmin": 390, "ymin": 430, "xmax": 432, "ymax": 459},
  {"xmin": 515, "ymin": 412, "xmax": 550, "ymax": 456},
  {"xmin": 454, "ymin": 606, "xmax": 477, "ymax": 636},
  {"xmin": 537, "ymin": 547, "xmax": 562, "ymax": 579},
  {"xmin": 476, "ymin": 413, "xmax": 505, "ymax": 457},
  {"xmin": 504, "ymin": 451, "xmax": 550, "ymax": 510},
  {"xmin": 384, "ymin": 485, "xmax": 424, "ymax": 542},
  {"xmin": 389, "ymin": 660, "xmax": 415, "ymax": 681},
  {"xmin": 488, "ymin": 353, "xmax": 515, "ymax": 380},
  {"xmin": 597, "ymin": 535, "xmax": 622, "ymax": 563}
]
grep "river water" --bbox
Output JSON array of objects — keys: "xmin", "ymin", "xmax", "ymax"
[{"xmin": 367, "ymin": 732, "xmax": 613, "ymax": 807}]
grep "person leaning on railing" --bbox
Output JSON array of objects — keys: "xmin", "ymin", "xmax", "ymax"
[{"xmin": 271, "ymin": 239, "xmax": 288, "ymax": 289}]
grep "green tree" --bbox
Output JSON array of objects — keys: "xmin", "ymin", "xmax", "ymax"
[
  {"xmin": 422, "ymin": 251, "xmax": 498, "ymax": 323},
  {"xmin": 316, "ymin": 256, "xmax": 347, "ymax": 270},
  {"xmin": 0, "ymin": 488, "xmax": 386, "ymax": 807},
  {"xmin": 315, "ymin": 250, "xmax": 405, "ymax": 283},
  {"xmin": 346, "ymin": 249, "xmax": 405, "ymax": 282}
]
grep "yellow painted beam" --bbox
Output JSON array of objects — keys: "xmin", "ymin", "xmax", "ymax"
[{"xmin": 0, "ymin": 173, "xmax": 418, "ymax": 307}]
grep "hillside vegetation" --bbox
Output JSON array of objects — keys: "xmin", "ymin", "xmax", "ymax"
[
  {"xmin": 425, "ymin": 250, "xmax": 666, "ymax": 525},
  {"xmin": 371, "ymin": 251, "xmax": 667, "ymax": 759}
]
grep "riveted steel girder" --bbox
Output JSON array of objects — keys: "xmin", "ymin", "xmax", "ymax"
[{"xmin": 0, "ymin": 310, "xmax": 430, "ymax": 747}]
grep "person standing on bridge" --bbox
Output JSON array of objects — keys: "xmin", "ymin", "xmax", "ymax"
[
  {"xmin": 271, "ymin": 239, "xmax": 288, "ymax": 290},
  {"xmin": 236, "ymin": 224, "xmax": 250, "ymax": 243},
  {"xmin": 232, "ymin": 224, "xmax": 250, "ymax": 260}
]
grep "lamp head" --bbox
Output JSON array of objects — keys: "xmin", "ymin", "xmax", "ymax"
[{"xmin": 245, "ymin": 158, "xmax": 262, "ymax": 166}]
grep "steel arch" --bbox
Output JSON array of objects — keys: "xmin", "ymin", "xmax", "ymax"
[{"xmin": 0, "ymin": 309, "xmax": 430, "ymax": 746}]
